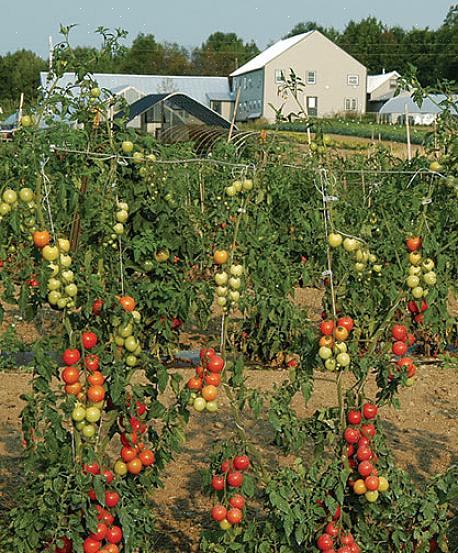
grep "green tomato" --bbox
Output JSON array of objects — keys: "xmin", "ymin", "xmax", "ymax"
[
  {"xmin": 21, "ymin": 115, "xmax": 32, "ymax": 127},
  {"xmin": 126, "ymin": 354, "xmax": 138, "ymax": 367},
  {"xmin": 219, "ymin": 519, "xmax": 232, "ymax": 530},
  {"xmin": 228, "ymin": 277, "xmax": 241, "ymax": 290},
  {"xmin": 133, "ymin": 152, "xmax": 144, "ymax": 164},
  {"xmin": 405, "ymin": 377, "xmax": 415, "ymax": 387},
  {"xmin": 217, "ymin": 297, "xmax": 227, "ymax": 307},
  {"xmin": 19, "ymin": 188, "xmax": 34, "ymax": 202},
  {"xmin": 242, "ymin": 178, "xmax": 253, "ymax": 191},
  {"xmin": 113, "ymin": 223, "xmax": 124, "ymax": 235},
  {"xmin": 324, "ymin": 358, "xmax": 336, "ymax": 371},
  {"xmin": 75, "ymin": 420, "xmax": 87, "ymax": 431},
  {"xmin": 193, "ymin": 397, "xmax": 207, "ymax": 412},
  {"xmin": 333, "ymin": 342, "xmax": 347, "ymax": 354},
  {"xmin": 214, "ymin": 272, "xmax": 228, "ymax": 286},
  {"xmin": 233, "ymin": 180, "xmax": 243, "ymax": 192},
  {"xmin": 117, "ymin": 201, "xmax": 129, "ymax": 211},
  {"xmin": 116, "ymin": 210, "xmax": 129, "ymax": 223},
  {"xmin": 114, "ymin": 336, "xmax": 124, "ymax": 347},
  {"xmin": 60, "ymin": 254, "xmax": 72, "ymax": 268},
  {"xmin": 61, "ymin": 270, "xmax": 74, "ymax": 283},
  {"xmin": 229, "ymin": 290, "xmax": 240, "ymax": 302},
  {"xmin": 230, "ymin": 264, "xmax": 244, "ymax": 277},
  {"xmin": 47, "ymin": 277, "xmax": 61, "ymax": 290},
  {"xmin": 355, "ymin": 262, "xmax": 366, "ymax": 272},
  {"xmin": 65, "ymin": 284, "xmax": 78, "ymax": 297},
  {"xmin": 206, "ymin": 400, "xmax": 218, "ymax": 412},
  {"xmin": 82, "ymin": 424, "xmax": 97, "ymax": 439},
  {"xmin": 143, "ymin": 260, "xmax": 154, "ymax": 272},
  {"xmin": 122, "ymin": 141, "xmax": 134, "ymax": 154},
  {"xmin": 124, "ymin": 336, "xmax": 138, "ymax": 352},
  {"xmin": 423, "ymin": 271, "xmax": 437, "ymax": 286},
  {"xmin": 216, "ymin": 286, "xmax": 228, "ymax": 297},
  {"xmin": 225, "ymin": 185, "xmax": 237, "ymax": 197},
  {"xmin": 42, "ymin": 245, "xmax": 59, "ymax": 262},
  {"xmin": 343, "ymin": 238, "xmax": 360, "ymax": 252},
  {"xmin": 318, "ymin": 346, "xmax": 333, "ymax": 360},
  {"xmin": 72, "ymin": 406, "xmax": 86, "ymax": 422},
  {"xmin": 406, "ymin": 275, "xmax": 420, "ymax": 288},
  {"xmin": 408, "ymin": 265, "xmax": 422, "ymax": 276},
  {"xmin": 365, "ymin": 490, "xmax": 379, "ymax": 503},
  {"xmin": 0, "ymin": 203, "xmax": 11, "ymax": 216},
  {"xmin": 132, "ymin": 310, "xmax": 141, "ymax": 322},
  {"xmin": 328, "ymin": 233, "xmax": 342, "ymax": 248},
  {"xmin": 90, "ymin": 87, "xmax": 101, "ymax": 98},
  {"xmin": 85, "ymin": 407, "xmax": 101, "ymax": 423},
  {"xmin": 2, "ymin": 189, "xmax": 17, "ymax": 204},
  {"xmin": 412, "ymin": 286, "xmax": 424, "ymax": 299},
  {"xmin": 114, "ymin": 460, "xmax": 128, "ymax": 476},
  {"xmin": 48, "ymin": 291, "xmax": 62, "ymax": 305},
  {"xmin": 57, "ymin": 298, "xmax": 69, "ymax": 309},
  {"xmin": 336, "ymin": 352, "xmax": 350, "ymax": 367},
  {"xmin": 117, "ymin": 323, "xmax": 133, "ymax": 338}
]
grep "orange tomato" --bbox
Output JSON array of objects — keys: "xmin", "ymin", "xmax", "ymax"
[
  {"xmin": 118, "ymin": 295, "xmax": 136, "ymax": 312},
  {"xmin": 205, "ymin": 372, "xmax": 221, "ymax": 387},
  {"xmin": 61, "ymin": 366, "xmax": 80, "ymax": 384},
  {"xmin": 202, "ymin": 385, "xmax": 218, "ymax": 402},
  {"xmin": 88, "ymin": 371, "xmax": 105, "ymax": 386},
  {"xmin": 102, "ymin": 544, "xmax": 119, "ymax": 553},
  {"xmin": 334, "ymin": 325, "xmax": 349, "ymax": 341},
  {"xmin": 187, "ymin": 376, "xmax": 203, "ymax": 390},
  {"xmin": 138, "ymin": 449, "xmax": 155, "ymax": 466},
  {"xmin": 127, "ymin": 457, "xmax": 143, "ymax": 474},
  {"xmin": 319, "ymin": 335, "xmax": 334, "ymax": 348},
  {"xmin": 32, "ymin": 230, "xmax": 50, "ymax": 248},
  {"xmin": 87, "ymin": 385, "xmax": 105, "ymax": 402},
  {"xmin": 65, "ymin": 381, "xmax": 82, "ymax": 395},
  {"xmin": 213, "ymin": 250, "xmax": 229, "ymax": 265}
]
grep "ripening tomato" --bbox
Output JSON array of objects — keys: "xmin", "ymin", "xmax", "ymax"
[
  {"xmin": 392, "ymin": 341, "xmax": 407, "ymax": 356},
  {"xmin": 195, "ymin": 365, "xmax": 204, "ymax": 377},
  {"xmin": 227, "ymin": 471, "xmax": 244, "ymax": 488},
  {"xmin": 229, "ymin": 494, "xmax": 245, "ymax": 509},
  {"xmin": 211, "ymin": 504, "xmax": 227, "ymax": 521},
  {"xmin": 406, "ymin": 236, "xmax": 422, "ymax": 252},
  {"xmin": 353, "ymin": 479, "xmax": 367, "ymax": 495},
  {"xmin": 121, "ymin": 446, "xmax": 137, "ymax": 463},
  {"xmin": 87, "ymin": 385, "xmax": 105, "ymax": 403},
  {"xmin": 319, "ymin": 335, "xmax": 334, "ymax": 348},
  {"xmin": 414, "ymin": 313, "xmax": 424, "ymax": 324},
  {"xmin": 337, "ymin": 316, "xmax": 354, "ymax": 332},
  {"xmin": 362, "ymin": 403, "xmax": 378, "ymax": 420},
  {"xmin": 32, "ymin": 230, "xmax": 50, "ymax": 248},
  {"xmin": 106, "ymin": 526, "xmax": 122, "ymax": 544},
  {"xmin": 391, "ymin": 324, "xmax": 407, "ymax": 342},
  {"xmin": 319, "ymin": 320, "xmax": 334, "ymax": 336},
  {"xmin": 226, "ymin": 507, "xmax": 243, "ymax": 524},
  {"xmin": 202, "ymin": 385, "xmax": 218, "ymax": 402},
  {"xmin": 407, "ymin": 333, "xmax": 415, "ymax": 346},
  {"xmin": 347, "ymin": 409, "xmax": 361, "ymax": 425},
  {"xmin": 88, "ymin": 371, "xmax": 105, "ymax": 386},
  {"xmin": 102, "ymin": 545, "xmax": 119, "ymax": 553},
  {"xmin": 62, "ymin": 366, "xmax": 80, "ymax": 384},
  {"xmin": 233, "ymin": 455, "xmax": 250, "ymax": 471},
  {"xmin": 213, "ymin": 250, "xmax": 229, "ymax": 265},
  {"xmin": 105, "ymin": 490, "xmax": 120, "ymax": 508},
  {"xmin": 65, "ymin": 382, "xmax": 82, "ymax": 395},
  {"xmin": 212, "ymin": 475, "xmax": 225, "ymax": 491},
  {"xmin": 139, "ymin": 449, "xmax": 155, "ymax": 466},
  {"xmin": 82, "ymin": 332, "xmax": 98, "ymax": 349},
  {"xmin": 334, "ymin": 325, "xmax": 349, "ymax": 341},
  {"xmin": 85, "ymin": 354, "xmax": 100, "ymax": 371},
  {"xmin": 63, "ymin": 348, "xmax": 81, "ymax": 365},
  {"xmin": 118, "ymin": 295, "xmax": 136, "ymax": 312},
  {"xmin": 207, "ymin": 355, "xmax": 225, "ymax": 373},
  {"xmin": 127, "ymin": 458, "xmax": 143, "ymax": 474},
  {"xmin": 205, "ymin": 372, "xmax": 221, "ymax": 387},
  {"xmin": 92, "ymin": 299, "xmax": 104, "ymax": 315},
  {"xmin": 83, "ymin": 537, "xmax": 101, "ymax": 553}
]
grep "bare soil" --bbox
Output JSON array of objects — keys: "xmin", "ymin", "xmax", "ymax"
[{"xmin": 0, "ymin": 363, "xmax": 457, "ymax": 552}]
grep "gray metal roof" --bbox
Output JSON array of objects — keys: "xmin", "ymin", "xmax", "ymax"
[
  {"xmin": 40, "ymin": 72, "xmax": 230, "ymax": 107},
  {"xmin": 379, "ymin": 94, "xmax": 458, "ymax": 114}
]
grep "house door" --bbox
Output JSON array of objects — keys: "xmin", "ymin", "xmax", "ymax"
[{"xmin": 306, "ymin": 96, "xmax": 318, "ymax": 117}]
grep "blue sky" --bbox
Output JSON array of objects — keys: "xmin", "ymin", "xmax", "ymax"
[{"xmin": 0, "ymin": 0, "xmax": 453, "ymax": 57}]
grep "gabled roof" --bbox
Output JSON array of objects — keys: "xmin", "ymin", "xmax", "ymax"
[
  {"xmin": 40, "ymin": 72, "xmax": 230, "ymax": 106},
  {"xmin": 116, "ymin": 92, "xmax": 233, "ymax": 129},
  {"xmin": 367, "ymin": 71, "xmax": 400, "ymax": 94},
  {"xmin": 379, "ymin": 93, "xmax": 458, "ymax": 115},
  {"xmin": 230, "ymin": 32, "xmax": 313, "ymax": 77}
]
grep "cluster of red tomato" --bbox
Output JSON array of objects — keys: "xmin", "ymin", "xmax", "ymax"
[
  {"xmin": 405, "ymin": 236, "xmax": 436, "ymax": 325},
  {"xmin": 389, "ymin": 323, "xmax": 417, "ymax": 385},
  {"xmin": 210, "ymin": 454, "xmax": 250, "ymax": 530},
  {"xmin": 112, "ymin": 401, "xmax": 156, "ymax": 476},
  {"xmin": 344, "ymin": 404, "xmax": 389, "ymax": 503},
  {"xmin": 187, "ymin": 348, "xmax": 225, "ymax": 413},
  {"xmin": 82, "ymin": 462, "xmax": 123, "ymax": 553},
  {"xmin": 317, "ymin": 316, "xmax": 354, "ymax": 371},
  {"xmin": 316, "ymin": 522, "xmax": 362, "ymax": 553}
]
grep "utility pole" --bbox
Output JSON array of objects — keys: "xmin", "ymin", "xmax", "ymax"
[{"xmin": 48, "ymin": 36, "xmax": 53, "ymax": 74}]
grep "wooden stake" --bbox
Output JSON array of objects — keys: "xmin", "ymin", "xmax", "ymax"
[
  {"xmin": 405, "ymin": 104, "xmax": 412, "ymax": 161},
  {"xmin": 228, "ymin": 87, "xmax": 241, "ymax": 143}
]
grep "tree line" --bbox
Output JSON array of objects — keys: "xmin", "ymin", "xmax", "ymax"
[{"xmin": 0, "ymin": 6, "xmax": 456, "ymax": 116}]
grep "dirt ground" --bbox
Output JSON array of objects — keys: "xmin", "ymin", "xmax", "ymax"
[{"xmin": 1, "ymin": 363, "xmax": 457, "ymax": 552}]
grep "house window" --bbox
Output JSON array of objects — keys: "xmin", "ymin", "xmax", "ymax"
[
  {"xmin": 347, "ymin": 75, "xmax": 359, "ymax": 86},
  {"xmin": 275, "ymin": 69, "xmax": 285, "ymax": 84},
  {"xmin": 306, "ymin": 96, "xmax": 318, "ymax": 117},
  {"xmin": 248, "ymin": 78, "xmax": 253, "ymax": 88},
  {"xmin": 345, "ymin": 98, "xmax": 358, "ymax": 111},
  {"xmin": 211, "ymin": 100, "xmax": 222, "ymax": 114},
  {"xmin": 307, "ymin": 71, "xmax": 316, "ymax": 85},
  {"xmin": 389, "ymin": 78, "xmax": 398, "ymax": 88}
]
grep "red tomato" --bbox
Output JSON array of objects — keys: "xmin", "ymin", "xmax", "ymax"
[
  {"xmin": 347, "ymin": 409, "xmax": 361, "ymax": 425},
  {"xmin": 221, "ymin": 459, "xmax": 232, "ymax": 473},
  {"xmin": 407, "ymin": 333, "xmax": 415, "ymax": 346},
  {"xmin": 229, "ymin": 494, "xmax": 245, "ymax": 509},
  {"xmin": 233, "ymin": 455, "xmax": 250, "ymax": 471},
  {"xmin": 341, "ymin": 533, "xmax": 354, "ymax": 545},
  {"xmin": 127, "ymin": 458, "xmax": 143, "ymax": 474},
  {"xmin": 83, "ymin": 463, "xmax": 100, "ymax": 475},
  {"xmin": 362, "ymin": 403, "xmax": 378, "ymax": 420},
  {"xmin": 95, "ymin": 506, "xmax": 114, "ymax": 525},
  {"xmin": 121, "ymin": 446, "xmax": 137, "ymax": 463},
  {"xmin": 103, "ymin": 470, "xmax": 114, "ymax": 484},
  {"xmin": 138, "ymin": 449, "xmax": 155, "ymax": 466},
  {"xmin": 55, "ymin": 536, "xmax": 73, "ymax": 553},
  {"xmin": 392, "ymin": 341, "xmax": 407, "ymax": 356},
  {"xmin": 227, "ymin": 471, "xmax": 244, "ymax": 488},
  {"xmin": 317, "ymin": 534, "xmax": 334, "ymax": 550},
  {"xmin": 92, "ymin": 299, "xmax": 104, "ymax": 315},
  {"xmin": 346, "ymin": 443, "xmax": 355, "ymax": 457},
  {"xmin": 62, "ymin": 348, "xmax": 81, "ymax": 365},
  {"xmin": 407, "ymin": 300, "xmax": 419, "ymax": 314},
  {"xmin": 391, "ymin": 324, "xmax": 407, "ymax": 342},
  {"xmin": 320, "ymin": 320, "xmax": 334, "ymax": 336},
  {"xmin": 337, "ymin": 316, "xmax": 354, "ymax": 332},
  {"xmin": 85, "ymin": 354, "xmax": 100, "ymax": 371},
  {"xmin": 406, "ymin": 236, "xmax": 422, "ymax": 252},
  {"xmin": 200, "ymin": 347, "xmax": 215, "ymax": 360},
  {"xmin": 211, "ymin": 475, "xmax": 225, "ymax": 491},
  {"xmin": 62, "ymin": 366, "xmax": 80, "ymax": 385},
  {"xmin": 420, "ymin": 299, "xmax": 429, "ymax": 312},
  {"xmin": 83, "ymin": 538, "xmax": 101, "ymax": 553},
  {"xmin": 187, "ymin": 377, "xmax": 203, "ymax": 391},
  {"xmin": 365, "ymin": 475, "xmax": 380, "ymax": 491},
  {"xmin": 105, "ymin": 490, "xmax": 120, "ymax": 508},
  {"xmin": 106, "ymin": 526, "xmax": 122, "ymax": 544},
  {"xmin": 414, "ymin": 314, "xmax": 424, "ymax": 324},
  {"xmin": 90, "ymin": 522, "xmax": 108, "ymax": 541},
  {"xmin": 358, "ymin": 461, "xmax": 373, "ymax": 477},
  {"xmin": 135, "ymin": 401, "xmax": 147, "ymax": 416},
  {"xmin": 88, "ymin": 385, "xmax": 105, "ymax": 403},
  {"xmin": 88, "ymin": 488, "xmax": 97, "ymax": 501},
  {"xmin": 82, "ymin": 332, "xmax": 98, "ymax": 349},
  {"xmin": 226, "ymin": 507, "xmax": 243, "ymax": 524},
  {"xmin": 344, "ymin": 427, "xmax": 360, "ymax": 444},
  {"xmin": 88, "ymin": 371, "xmax": 105, "ymax": 386},
  {"xmin": 211, "ymin": 504, "xmax": 227, "ymax": 522},
  {"xmin": 120, "ymin": 432, "xmax": 138, "ymax": 447},
  {"xmin": 195, "ymin": 366, "xmax": 204, "ymax": 377},
  {"xmin": 356, "ymin": 447, "xmax": 372, "ymax": 461},
  {"xmin": 361, "ymin": 423, "xmax": 376, "ymax": 439},
  {"xmin": 207, "ymin": 355, "xmax": 225, "ymax": 373},
  {"xmin": 325, "ymin": 521, "xmax": 340, "ymax": 537},
  {"xmin": 205, "ymin": 372, "xmax": 221, "ymax": 387}
]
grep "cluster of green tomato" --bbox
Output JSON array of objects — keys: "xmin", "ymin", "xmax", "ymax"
[
  {"xmin": 225, "ymin": 178, "xmax": 253, "ymax": 197},
  {"xmin": 103, "ymin": 200, "xmax": 130, "ymax": 249},
  {"xmin": 112, "ymin": 313, "xmax": 143, "ymax": 368},
  {"xmin": 0, "ymin": 187, "xmax": 37, "ymax": 235},
  {"xmin": 328, "ymin": 232, "xmax": 382, "ymax": 278},
  {"xmin": 214, "ymin": 264, "xmax": 244, "ymax": 312}
]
